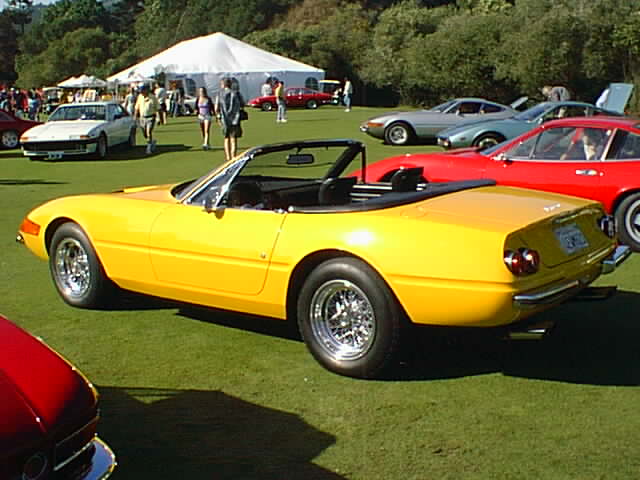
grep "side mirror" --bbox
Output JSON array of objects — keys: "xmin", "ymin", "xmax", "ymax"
[
  {"xmin": 493, "ymin": 153, "xmax": 507, "ymax": 162},
  {"xmin": 202, "ymin": 191, "xmax": 221, "ymax": 213}
]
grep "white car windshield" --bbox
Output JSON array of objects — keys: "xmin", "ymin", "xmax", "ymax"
[
  {"xmin": 427, "ymin": 100, "xmax": 457, "ymax": 112},
  {"xmin": 49, "ymin": 105, "xmax": 106, "ymax": 121}
]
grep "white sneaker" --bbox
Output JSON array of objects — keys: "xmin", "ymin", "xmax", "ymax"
[
  {"xmin": 345, "ymin": 108, "xmax": 351, "ymax": 112},
  {"xmin": 202, "ymin": 144, "xmax": 209, "ymax": 150},
  {"xmin": 281, "ymin": 119, "xmax": 288, "ymax": 123}
]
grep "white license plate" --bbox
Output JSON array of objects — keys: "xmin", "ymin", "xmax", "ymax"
[
  {"xmin": 554, "ymin": 223, "xmax": 589, "ymax": 254},
  {"xmin": 47, "ymin": 152, "xmax": 63, "ymax": 160}
]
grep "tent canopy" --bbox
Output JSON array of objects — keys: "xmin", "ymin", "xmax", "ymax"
[
  {"xmin": 107, "ymin": 32, "xmax": 325, "ymax": 100},
  {"xmin": 58, "ymin": 74, "xmax": 107, "ymax": 88}
]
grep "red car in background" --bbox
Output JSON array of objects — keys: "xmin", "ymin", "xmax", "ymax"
[
  {"xmin": 0, "ymin": 109, "xmax": 41, "ymax": 149},
  {"xmin": 247, "ymin": 87, "xmax": 334, "ymax": 111},
  {"xmin": 365, "ymin": 116, "xmax": 640, "ymax": 251},
  {"xmin": 0, "ymin": 314, "xmax": 116, "ymax": 479}
]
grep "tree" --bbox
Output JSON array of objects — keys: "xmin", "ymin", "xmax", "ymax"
[
  {"xmin": 7, "ymin": 0, "xmax": 33, "ymax": 35},
  {"xmin": 0, "ymin": 12, "xmax": 19, "ymax": 84}
]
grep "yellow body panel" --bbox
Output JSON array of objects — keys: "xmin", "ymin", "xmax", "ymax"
[{"xmin": 19, "ymin": 184, "xmax": 615, "ymax": 328}]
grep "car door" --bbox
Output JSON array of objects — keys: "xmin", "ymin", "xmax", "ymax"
[
  {"xmin": 597, "ymin": 128, "xmax": 640, "ymax": 210},
  {"xmin": 149, "ymin": 204, "xmax": 286, "ymax": 296},
  {"xmin": 286, "ymin": 88, "xmax": 303, "ymax": 107},
  {"xmin": 107, "ymin": 104, "xmax": 128, "ymax": 145},
  {"xmin": 485, "ymin": 125, "xmax": 611, "ymax": 200}
]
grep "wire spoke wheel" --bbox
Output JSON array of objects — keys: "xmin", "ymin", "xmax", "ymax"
[{"xmin": 310, "ymin": 279, "xmax": 376, "ymax": 361}]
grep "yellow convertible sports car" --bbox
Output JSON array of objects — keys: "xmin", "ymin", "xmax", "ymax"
[{"xmin": 17, "ymin": 139, "xmax": 630, "ymax": 378}]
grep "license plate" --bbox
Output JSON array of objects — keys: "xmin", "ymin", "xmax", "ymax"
[
  {"xmin": 47, "ymin": 152, "xmax": 63, "ymax": 160},
  {"xmin": 554, "ymin": 223, "xmax": 589, "ymax": 254}
]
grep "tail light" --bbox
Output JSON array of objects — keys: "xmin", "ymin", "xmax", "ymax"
[
  {"xmin": 504, "ymin": 248, "xmax": 540, "ymax": 276},
  {"xmin": 598, "ymin": 215, "xmax": 616, "ymax": 238}
]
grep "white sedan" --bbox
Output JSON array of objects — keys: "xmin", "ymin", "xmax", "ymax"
[{"xmin": 20, "ymin": 101, "xmax": 137, "ymax": 160}]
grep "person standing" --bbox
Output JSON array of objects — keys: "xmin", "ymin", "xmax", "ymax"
[
  {"xmin": 343, "ymin": 77, "xmax": 353, "ymax": 112},
  {"xmin": 123, "ymin": 86, "xmax": 137, "ymax": 116},
  {"xmin": 275, "ymin": 80, "xmax": 287, "ymax": 123},
  {"xmin": 215, "ymin": 78, "xmax": 243, "ymax": 161},
  {"xmin": 195, "ymin": 87, "xmax": 214, "ymax": 150},
  {"xmin": 261, "ymin": 79, "xmax": 273, "ymax": 97},
  {"xmin": 154, "ymin": 82, "xmax": 168, "ymax": 125},
  {"xmin": 134, "ymin": 84, "xmax": 159, "ymax": 154}
]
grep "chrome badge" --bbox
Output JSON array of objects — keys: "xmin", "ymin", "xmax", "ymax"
[{"xmin": 543, "ymin": 203, "xmax": 561, "ymax": 213}]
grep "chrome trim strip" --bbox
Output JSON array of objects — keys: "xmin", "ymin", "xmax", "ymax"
[
  {"xmin": 601, "ymin": 245, "xmax": 632, "ymax": 274},
  {"xmin": 513, "ymin": 280, "xmax": 581, "ymax": 308},
  {"xmin": 54, "ymin": 416, "xmax": 99, "ymax": 471},
  {"xmin": 79, "ymin": 437, "xmax": 117, "ymax": 480}
]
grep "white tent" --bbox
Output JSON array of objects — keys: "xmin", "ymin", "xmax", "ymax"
[
  {"xmin": 107, "ymin": 32, "xmax": 325, "ymax": 100},
  {"xmin": 58, "ymin": 74, "xmax": 107, "ymax": 88}
]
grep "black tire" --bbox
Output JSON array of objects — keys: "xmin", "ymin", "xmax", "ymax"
[
  {"xmin": 1, "ymin": 129, "xmax": 19, "ymax": 149},
  {"xmin": 306, "ymin": 99, "xmax": 318, "ymax": 109},
  {"xmin": 615, "ymin": 193, "xmax": 640, "ymax": 252},
  {"xmin": 384, "ymin": 122, "xmax": 414, "ymax": 146},
  {"xmin": 49, "ymin": 223, "xmax": 115, "ymax": 308},
  {"xmin": 94, "ymin": 133, "xmax": 107, "ymax": 159},
  {"xmin": 261, "ymin": 102, "xmax": 274, "ymax": 112},
  {"xmin": 127, "ymin": 128, "xmax": 136, "ymax": 148},
  {"xmin": 297, "ymin": 257, "xmax": 406, "ymax": 378},
  {"xmin": 472, "ymin": 133, "xmax": 505, "ymax": 150}
]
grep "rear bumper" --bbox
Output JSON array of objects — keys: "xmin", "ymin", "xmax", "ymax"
[{"xmin": 513, "ymin": 245, "xmax": 631, "ymax": 308}]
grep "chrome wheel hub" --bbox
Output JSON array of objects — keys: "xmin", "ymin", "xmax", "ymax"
[
  {"xmin": 310, "ymin": 280, "xmax": 376, "ymax": 361},
  {"xmin": 54, "ymin": 238, "xmax": 91, "ymax": 298},
  {"xmin": 626, "ymin": 201, "xmax": 640, "ymax": 243}
]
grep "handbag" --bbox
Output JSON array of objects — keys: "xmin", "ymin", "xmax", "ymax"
[{"xmin": 240, "ymin": 109, "xmax": 248, "ymax": 121}]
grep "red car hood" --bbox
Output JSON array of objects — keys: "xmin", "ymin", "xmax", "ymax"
[{"xmin": 0, "ymin": 316, "xmax": 97, "ymax": 453}]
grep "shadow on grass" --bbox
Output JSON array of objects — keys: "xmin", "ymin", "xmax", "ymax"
[
  {"xmin": 0, "ymin": 151, "xmax": 22, "ymax": 159},
  {"xmin": 98, "ymin": 386, "xmax": 344, "ymax": 479},
  {"xmin": 0, "ymin": 178, "xmax": 68, "ymax": 185},
  {"xmin": 392, "ymin": 289, "xmax": 640, "ymax": 386}
]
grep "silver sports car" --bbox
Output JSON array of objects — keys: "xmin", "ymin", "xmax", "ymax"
[{"xmin": 360, "ymin": 97, "xmax": 527, "ymax": 146}]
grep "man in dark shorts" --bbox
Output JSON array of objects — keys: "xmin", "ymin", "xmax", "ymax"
[{"xmin": 215, "ymin": 78, "xmax": 244, "ymax": 161}]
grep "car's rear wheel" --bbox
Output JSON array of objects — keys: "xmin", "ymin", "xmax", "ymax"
[
  {"xmin": 95, "ymin": 134, "xmax": 107, "ymax": 159},
  {"xmin": 615, "ymin": 193, "xmax": 640, "ymax": 252},
  {"xmin": 49, "ymin": 223, "xmax": 116, "ymax": 308},
  {"xmin": 384, "ymin": 122, "xmax": 414, "ymax": 146},
  {"xmin": 306, "ymin": 99, "xmax": 318, "ymax": 109},
  {"xmin": 261, "ymin": 102, "xmax": 274, "ymax": 112},
  {"xmin": 297, "ymin": 257, "xmax": 406, "ymax": 378},
  {"xmin": 1, "ymin": 129, "xmax": 19, "ymax": 149},
  {"xmin": 473, "ymin": 133, "xmax": 505, "ymax": 150},
  {"xmin": 127, "ymin": 128, "xmax": 136, "ymax": 148}
]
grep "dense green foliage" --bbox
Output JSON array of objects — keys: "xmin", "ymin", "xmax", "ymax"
[{"xmin": 3, "ymin": 0, "xmax": 639, "ymax": 109}]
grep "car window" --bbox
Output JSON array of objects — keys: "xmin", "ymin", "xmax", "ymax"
[
  {"xmin": 457, "ymin": 102, "xmax": 481, "ymax": 114},
  {"xmin": 481, "ymin": 103, "xmax": 502, "ymax": 113},
  {"xmin": 49, "ymin": 105, "xmax": 106, "ymax": 121},
  {"xmin": 607, "ymin": 129, "xmax": 640, "ymax": 160},
  {"xmin": 541, "ymin": 105, "xmax": 588, "ymax": 122},
  {"xmin": 513, "ymin": 104, "xmax": 549, "ymax": 122},
  {"xmin": 428, "ymin": 100, "xmax": 456, "ymax": 113}
]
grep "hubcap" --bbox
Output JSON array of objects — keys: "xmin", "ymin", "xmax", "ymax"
[
  {"xmin": 54, "ymin": 238, "xmax": 91, "ymax": 298},
  {"xmin": 388, "ymin": 126, "xmax": 408, "ymax": 144},
  {"xmin": 309, "ymin": 280, "xmax": 376, "ymax": 361},
  {"xmin": 477, "ymin": 137, "xmax": 499, "ymax": 149},
  {"xmin": 625, "ymin": 200, "xmax": 640, "ymax": 243},
  {"xmin": 2, "ymin": 131, "xmax": 19, "ymax": 148}
]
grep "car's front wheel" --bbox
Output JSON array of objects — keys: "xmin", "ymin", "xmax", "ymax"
[
  {"xmin": 615, "ymin": 193, "xmax": 640, "ymax": 252},
  {"xmin": 1, "ymin": 129, "xmax": 19, "ymax": 149},
  {"xmin": 384, "ymin": 122, "xmax": 414, "ymax": 146},
  {"xmin": 297, "ymin": 257, "xmax": 406, "ymax": 378},
  {"xmin": 94, "ymin": 134, "xmax": 107, "ymax": 159},
  {"xmin": 261, "ymin": 102, "xmax": 274, "ymax": 112},
  {"xmin": 306, "ymin": 99, "xmax": 318, "ymax": 109},
  {"xmin": 473, "ymin": 133, "xmax": 505, "ymax": 150},
  {"xmin": 127, "ymin": 128, "xmax": 136, "ymax": 148},
  {"xmin": 49, "ymin": 223, "xmax": 115, "ymax": 308}
]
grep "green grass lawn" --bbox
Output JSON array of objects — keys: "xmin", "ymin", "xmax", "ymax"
[{"xmin": 2, "ymin": 106, "xmax": 639, "ymax": 479}]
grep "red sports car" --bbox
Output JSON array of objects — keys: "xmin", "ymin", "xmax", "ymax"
[
  {"xmin": 0, "ymin": 314, "xmax": 116, "ymax": 479},
  {"xmin": 247, "ymin": 87, "xmax": 334, "ymax": 111},
  {"xmin": 365, "ymin": 116, "xmax": 640, "ymax": 251},
  {"xmin": 0, "ymin": 109, "xmax": 40, "ymax": 149}
]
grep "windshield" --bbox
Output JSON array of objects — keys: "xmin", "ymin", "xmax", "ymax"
[
  {"xmin": 49, "ymin": 105, "xmax": 106, "ymax": 121},
  {"xmin": 512, "ymin": 104, "xmax": 548, "ymax": 122},
  {"xmin": 427, "ymin": 100, "xmax": 456, "ymax": 113}
]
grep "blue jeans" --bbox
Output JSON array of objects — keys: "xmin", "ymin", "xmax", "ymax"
[
  {"xmin": 277, "ymin": 99, "xmax": 287, "ymax": 121},
  {"xmin": 344, "ymin": 94, "xmax": 352, "ymax": 110}
]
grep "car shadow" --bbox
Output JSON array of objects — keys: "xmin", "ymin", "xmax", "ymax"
[
  {"xmin": 0, "ymin": 178, "xmax": 68, "ymax": 185},
  {"xmin": 390, "ymin": 289, "xmax": 640, "ymax": 386},
  {"xmin": 97, "ymin": 386, "xmax": 345, "ymax": 479},
  {"xmin": 0, "ymin": 151, "xmax": 22, "ymax": 159}
]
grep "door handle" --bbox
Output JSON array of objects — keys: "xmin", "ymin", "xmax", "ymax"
[{"xmin": 575, "ymin": 169, "xmax": 598, "ymax": 176}]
